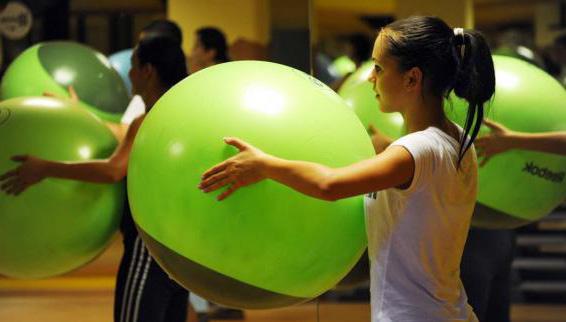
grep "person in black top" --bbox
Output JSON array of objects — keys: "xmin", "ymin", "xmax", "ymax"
[{"xmin": 1, "ymin": 36, "xmax": 192, "ymax": 322}]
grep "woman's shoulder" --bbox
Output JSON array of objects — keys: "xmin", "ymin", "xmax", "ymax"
[
  {"xmin": 132, "ymin": 114, "xmax": 146, "ymax": 124},
  {"xmin": 130, "ymin": 114, "xmax": 146, "ymax": 129},
  {"xmin": 393, "ymin": 128, "xmax": 448, "ymax": 150},
  {"xmin": 391, "ymin": 127, "xmax": 464, "ymax": 169},
  {"xmin": 123, "ymin": 115, "xmax": 146, "ymax": 141}
]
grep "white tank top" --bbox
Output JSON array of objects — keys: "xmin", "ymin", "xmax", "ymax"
[{"xmin": 364, "ymin": 126, "xmax": 478, "ymax": 322}]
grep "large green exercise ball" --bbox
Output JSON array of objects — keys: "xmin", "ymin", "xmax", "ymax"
[
  {"xmin": 128, "ymin": 61, "xmax": 373, "ymax": 309},
  {"xmin": 0, "ymin": 41, "xmax": 130, "ymax": 123},
  {"xmin": 338, "ymin": 61, "xmax": 405, "ymax": 139},
  {"xmin": 0, "ymin": 97, "xmax": 124, "ymax": 278},
  {"xmin": 447, "ymin": 55, "xmax": 566, "ymax": 228}
]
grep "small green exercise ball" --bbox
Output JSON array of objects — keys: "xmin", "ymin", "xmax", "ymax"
[
  {"xmin": 338, "ymin": 61, "xmax": 405, "ymax": 139},
  {"xmin": 0, "ymin": 97, "xmax": 124, "ymax": 278},
  {"xmin": 0, "ymin": 41, "xmax": 130, "ymax": 122},
  {"xmin": 331, "ymin": 55, "xmax": 356, "ymax": 77},
  {"xmin": 447, "ymin": 56, "xmax": 566, "ymax": 228},
  {"xmin": 128, "ymin": 61, "xmax": 373, "ymax": 309}
]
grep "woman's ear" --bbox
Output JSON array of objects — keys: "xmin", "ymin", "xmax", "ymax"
[
  {"xmin": 204, "ymin": 48, "xmax": 217, "ymax": 63},
  {"xmin": 140, "ymin": 63, "xmax": 153, "ymax": 78},
  {"xmin": 405, "ymin": 66, "xmax": 423, "ymax": 91}
]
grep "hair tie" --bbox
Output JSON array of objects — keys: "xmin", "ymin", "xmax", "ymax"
[{"xmin": 453, "ymin": 27, "xmax": 465, "ymax": 59}]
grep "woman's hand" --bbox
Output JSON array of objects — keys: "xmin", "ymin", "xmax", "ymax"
[
  {"xmin": 0, "ymin": 155, "xmax": 48, "ymax": 195},
  {"xmin": 475, "ymin": 119, "xmax": 515, "ymax": 166},
  {"xmin": 43, "ymin": 85, "xmax": 79, "ymax": 104},
  {"xmin": 368, "ymin": 124, "xmax": 393, "ymax": 154},
  {"xmin": 199, "ymin": 137, "xmax": 270, "ymax": 201}
]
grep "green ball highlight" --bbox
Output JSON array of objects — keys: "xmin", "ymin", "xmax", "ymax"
[
  {"xmin": 338, "ymin": 61, "xmax": 405, "ymax": 139},
  {"xmin": 448, "ymin": 56, "xmax": 566, "ymax": 228},
  {"xmin": 0, "ymin": 97, "xmax": 124, "ymax": 278},
  {"xmin": 128, "ymin": 61, "xmax": 373, "ymax": 309},
  {"xmin": 0, "ymin": 41, "xmax": 130, "ymax": 123}
]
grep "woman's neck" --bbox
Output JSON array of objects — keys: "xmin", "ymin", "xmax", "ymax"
[
  {"xmin": 403, "ymin": 94, "xmax": 460, "ymax": 141},
  {"xmin": 141, "ymin": 86, "xmax": 166, "ymax": 110},
  {"xmin": 403, "ymin": 95, "xmax": 446, "ymax": 133}
]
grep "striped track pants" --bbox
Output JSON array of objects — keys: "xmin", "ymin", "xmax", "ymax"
[{"xmin": 114, "ymin": 235, "xmax": 188, "ymax": 322}]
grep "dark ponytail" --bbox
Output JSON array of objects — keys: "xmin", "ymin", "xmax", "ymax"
[
  {"xmin": 382, "ymin": 16, "xmax": 495, "ymax": 165},
  {"xmin": 452, "ymin": 29, "xmax": 495, "ymax": 164}
]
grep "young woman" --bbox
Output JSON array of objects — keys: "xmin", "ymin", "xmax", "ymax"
[
  {"xmin": 199, "ymin": 16, "xmax": 495, "ymax": 321},
  {"xmin": 0, "ymin": 36, "xmax": 193, "ymax": 322}
]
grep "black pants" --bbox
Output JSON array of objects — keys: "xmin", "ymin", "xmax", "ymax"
[
  {"xmin": 460, "ymin": 228, "xmax": 516, "ymax": 322},
  {"xmin": 114, "ymin": 234, "xmax": 188, "ymax": 322}
]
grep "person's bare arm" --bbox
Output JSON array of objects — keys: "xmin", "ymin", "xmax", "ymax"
[
  {"xmin": 0, "ymin": 116, "xmax": 144, "ymax": 195},
  {"xmin": 199, "ymin": 137, "xmax": 414, "ymax": 201},
  {"xmin": 368, "ymin": 124, "xmax": 393, "ymax": 154},
  {"xmin": 476, "ymin": 119, "xmax": 566, "ymax": 166}
]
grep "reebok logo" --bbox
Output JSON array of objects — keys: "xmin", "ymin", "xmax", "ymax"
[
  {"xmin": 523, "ymin": 162, "xmax": 564, "ymax": 183},
  {"xmin": 366, "ymin": 192, "xmax": 377, "ymax": 199}
]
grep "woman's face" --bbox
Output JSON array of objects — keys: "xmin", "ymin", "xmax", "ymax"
[
  {"xmin": 128, "ymin": 49, "xmax": 147, "ymax": 96},
  {"xmin": 368, "ymin": 33, "xmax": 409, "ymax": 114},
  {"xmin": 190, "ymin": 38, "xmax": 213, "ymax": 73}
]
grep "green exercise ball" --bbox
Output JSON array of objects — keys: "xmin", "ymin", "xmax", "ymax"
[
  {"xmin": 0, "ymin": 41, "xmax": 130, "ymax": 123},
  {"xmin": 0, "ymin": 97, "xmax": 124, "ymax": 278},
  {"xmin": 128, "ymin": 61, "xmax": 373, "ymax": 309},
  {"xmin": 493, "ymin": 46, "xmax": 545, "ymax": 68},
  {"xmin": 447, "ymin": 55, "xmax": 566, "ymax": 228},
  {"xmin": 331, "ymin": 55, "xmax": 356, "ymax": 77},
  {"xmin": 338, "ymin": 61, "xmax": 405, "ymax": 139}
]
